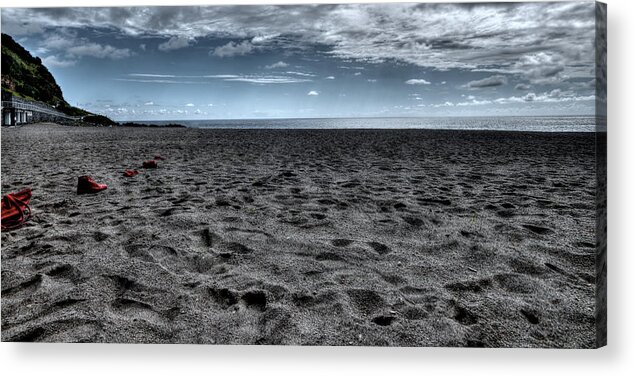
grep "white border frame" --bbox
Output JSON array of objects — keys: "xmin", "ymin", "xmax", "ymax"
[{"xmin": 1, "ymin": 1, "xmax": 632, "ymax": 375}]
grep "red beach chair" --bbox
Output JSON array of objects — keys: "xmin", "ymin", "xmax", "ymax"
[
  {"xmin": 1, "ymin": 188, "xmax": 33, "ymax": 231},
  {"xmin": 77, "ymin": 176, "xmax": 108, "ymax": 194},
  {"xmin": 123, "ymin": 169, "xmax": 140, "ymax": 177}
]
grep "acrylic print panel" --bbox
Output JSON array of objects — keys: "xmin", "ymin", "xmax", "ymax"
[{"xmin": 0, "ymin": 1, "xmax": 607, "ymax": 348}]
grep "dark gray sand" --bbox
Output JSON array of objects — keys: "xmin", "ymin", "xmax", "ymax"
[{"xmin": 1, "ymin": 123, "xmax": 599, "ymax": 347}]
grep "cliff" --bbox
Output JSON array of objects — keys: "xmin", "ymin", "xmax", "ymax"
[{"xmin": 1, "ymin": 33, "xmax": 88, "ymax": 117}]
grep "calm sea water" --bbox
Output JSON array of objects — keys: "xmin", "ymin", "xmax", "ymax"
[{"xmin": 141, "ymin": 116, "xmax": 603, "ymax": 132}]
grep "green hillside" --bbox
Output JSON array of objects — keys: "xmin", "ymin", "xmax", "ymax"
[{"xmin": 1, "ymin": 33, "xmax": 88, "ymax": 117}]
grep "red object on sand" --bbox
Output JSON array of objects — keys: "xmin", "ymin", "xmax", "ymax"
[
  {"xmin": 77, "ymin": 176, "xmax": 108, "ymax": 194},
  {"xmin": 154, "ymin": 155, "xmax": 165, "ymax": 160},
  {"xmin": 1, "ymin": 188, "xmax": 33, "ymax": 231},
  {"xmin": 123, "ymin": 169, "xmax": 140, "ymax": 177},
  {"xmin": 143, "ymin": 160, "xmax": 158, "ymax": 168}
]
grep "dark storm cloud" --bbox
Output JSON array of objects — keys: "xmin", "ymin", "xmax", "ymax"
[
  {"xmin": 1, "ymin": 2, "xmax": 596, "ymax": 81},
  {"xmin": 465, "ymin": 75, "xmax": 508, "ymax": 89}
]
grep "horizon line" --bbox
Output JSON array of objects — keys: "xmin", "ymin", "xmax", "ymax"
[{"xmin": 116, "ymin": 114, "xmax": 602, "ymax": 123}]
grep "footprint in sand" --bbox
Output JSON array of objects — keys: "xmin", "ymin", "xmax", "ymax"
[
  {"xmin": 291, "ymin": 292, "xmax": 317, "ymax": 308},
  {"xmin": 332, "ymin": 239, "xmax": 354, "ymax": 247},
  {"xmin": 402, "ymin": 216, "xmax": 425, "ymax": 227},
  {"xmin": 208, "ymin": 287, "xmax": 239, "ymax": 308},
  {"xmin": 401, "ymin": 306, "xmax": 428, "ymax": 320},
  {"xmin": 522, "ymin": 224, "xmax": 554, "ymax": 235},
  {"xmin": 380, "ymin": 273, "xmax": 406, "ymax": 285},
  {"xmin": 108, "ymin": 275, "xmax": 143, "ymax": 293},
  {"xmin": 241, "ymin": 290, "xmax": 267, "ymax": 311},
  {"xmin": 346, "ymin": 289, "xmax": 385, "ymax": 315},
  {"xmin": 93, "ymin": 231, "xmax": 111, "ymax": 242},
  {"xmin": 520, "ymin": 308, "xmax": 540, "ymax": 324},
  {"xmin": 315, "ymin": 252, "xmax": 345, "ymax": 262},
  {"xmin": 106, "ymin": 274, "xmax": 181, "ymax": 325},
  {"xmin": 310, "ymin": 213, "xmax": 327, "ymax": 220},
  {"xmin": 493, "ymin": 273, "xmax": 538, "ymax": 294},
  {"xmin": 7, "ymin": 327, "xmax": 47, "ymax": 342},
  {"xmin": 367, "ymin": 241, "xmax": 391, "ymax": 255},
  {"xmin": 110, "ymin": 298, "xmax": 171, "ymax": 324},
  {"xmin": 199, "ymin": 228, "xmax": 217, "ymax": 248},
  {"xmin": 42, "ymin": 263, "xmax": 82, "ymax": 283},
  {"xmin": 445, "ymin": 278, "xmax": 492, "ymax": 294},
  {"xmin": 6, "ymin": 320, "xmax": 100, "ymax": 343},
  {"xmin": 453, "ymin": 305, "xmax": 478, "ymax": 326},
  {"xmin": 372, "ymin": 315, "xmax": 396, "ymax": 326},
  {"xmin": 224, "ymin": 242, "xmax": 255, "ymax": 254},
  {"xmin": 1, "ymin": 274, "xmax": 43, "ymax": 298}
]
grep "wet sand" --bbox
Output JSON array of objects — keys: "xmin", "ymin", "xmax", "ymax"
[{"xmin": 1, "ymin": 122, "xmax": 601, "ymax": 347}]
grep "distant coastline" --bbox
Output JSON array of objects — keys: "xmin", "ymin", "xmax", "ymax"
[
  {"xmin": 117, "ymin": 122, "xmax": 185, "ymax": 128},
  {"xmin": 118, "ymin": 115, "xmax": 602, "ymax": 133}
]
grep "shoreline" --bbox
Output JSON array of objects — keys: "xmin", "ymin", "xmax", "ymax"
[{"xmin": 3, "ymin": 121, "xmax": 602, "ymax": 134}]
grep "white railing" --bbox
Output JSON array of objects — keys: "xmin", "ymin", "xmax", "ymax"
[{"xmin": 1, "ymin": 97, "xmax": 80, "ymax": 120}]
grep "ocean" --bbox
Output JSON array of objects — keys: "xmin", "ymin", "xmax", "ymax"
[{"xmin": 139, "ymin": 116, "xmax": 603, "ymax": 132}]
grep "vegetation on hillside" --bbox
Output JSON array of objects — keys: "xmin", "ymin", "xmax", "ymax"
[
  {"xmin": 82, "ymin": 114, "xmax": 118, "ymax": 126},
  {"xmin": 1, "ymin": 33, "xmax": 91, "ymax": 118}
]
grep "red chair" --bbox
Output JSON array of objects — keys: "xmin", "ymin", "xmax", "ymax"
[{"xmin": 1, "ymin": 188, "xmax": 33, "ymax": 231}]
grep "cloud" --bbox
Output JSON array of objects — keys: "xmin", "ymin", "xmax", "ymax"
[
  {"xmin": 185, "ymin": 103, "xmax": 195, "ymax": 107},
  {"xmin": 251, "ymin": 34, "xmax": 281, "ymax": 44},
  {"xmin": 42, "ymin": 55, "xmax": 76, "ymax": 68},
  {"xmin": 286, "ymin": 71, "xmax": 315, "ymax": 77},
  {"xmin": 490, "ymin": 90, "xmax": 595, "ymax": 105},
  {"xmin": 34, "ymin": 30, "xmax": 133, "ymax": 63},
  {"xmin": 431, "ymin": 101, "xmax": 455, "ymax": 108},
  {"xmin": 307, "ymin": 91, "xmax": 319, "ymax": 96},
  {"xmin": 2, "ymin": 3, "xmax": 598, "ymax": 107},
  {"xmin": 41, "ymin": 32, "xmax": 76, "ymax": 50},
  {"xmin": 212, "ymin": 40, "xmax": 255, "ymax": 58},
  {"xmin": 265, "ymin": 61, "xmax": 289, "ymax": 69},
  {"xmin": 67, "ymin": 43, "xmax": 132, "ymax": 59},
  {"xmin": 1, "ymin": 3, "xmax": 596, "ymax": 87},
  {"xmin": 325, "ymin": 76, "xmax": 335, "ymax": 80},
  {"xmin": 464, "ymin": 75, "xmax": 508, "ymax": 89},
  {"xmin": 119, "ymin": 73, "xmax": 311, "ymax": 85},
  {"xmin": 144, "ymin": 101, "xmax": 154, "ymax": 106},
  {"xmin": 514, "ymin": 83, "xmax": 531, "ymax": 90},
  {"xmin": 513, "ymin": 52, "xmax": 566, "ymax": 84},
  {"xmin": 130, "ymin": 73, "xmax": 177, "ymax": 78},
  {"xmin": 405, "ymin": 79, "xmax": 431, "ymax": 85},
  {"xmin": 224, "ymin": 75, "xmax": 311, "ymax": 84},
  {"xmin": 203, "ymin": 74, "xmax": 240, "ymax": 79},
  {"xmin": 354, "ymin": 72, "xmax": 362, "ymax": 76},
  {"xmin": 115, "ymin": 78, "xmax": 203, "ymax": 84},
  {"xmin": 455, "ymin": 97, "xmax": 492, "ymax": 106},
  {"xmin": 158, "ymin": 35, "xmax": 194, "ymax": 51},
  {"xmin": 34, "ymin": 30, "xmax": 133, "ymax": 61}
]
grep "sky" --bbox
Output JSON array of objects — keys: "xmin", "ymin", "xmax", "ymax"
[{"xmin": 1, "ymin": 2, "xmax": 604, "ymax": 120}]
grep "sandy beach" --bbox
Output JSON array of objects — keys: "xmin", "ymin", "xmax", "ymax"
[{"xmin": 1, "ymin": 122, "xmax": 601, "ymax": 347}]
